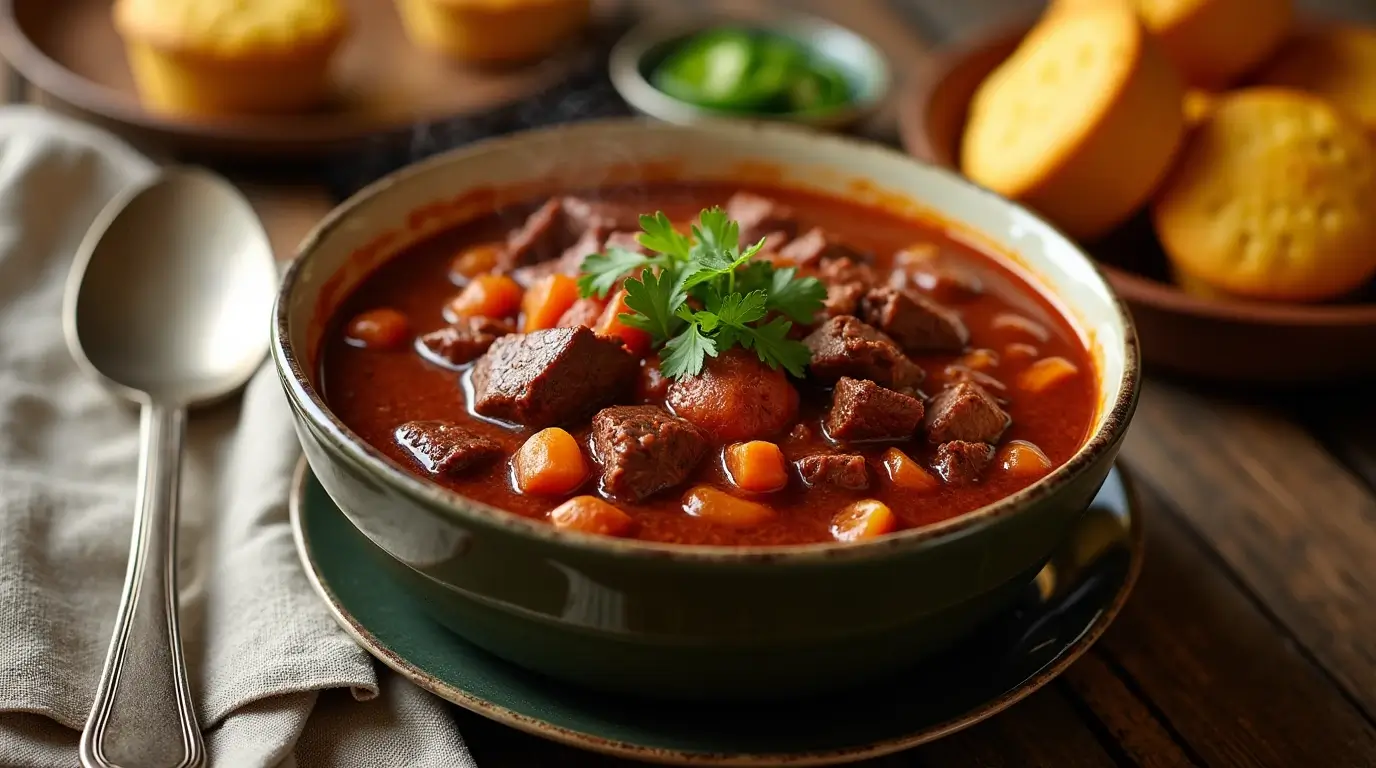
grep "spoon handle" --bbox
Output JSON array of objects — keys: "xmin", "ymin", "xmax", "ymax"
[{"xmin": 80, "ymin": 403, "xmax": 204, "ymax": 768}]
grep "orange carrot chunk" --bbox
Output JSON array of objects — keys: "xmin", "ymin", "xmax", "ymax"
[
  {"xmin": 514, "ymin": 427, "xmax": 588, "ymax": 496},
  {"xmin": 345, "ymin": 308, "xmax": 411, "ymax": 350},
  {"xmin": 881, "ymin": 447, "xmax": 940, "ymax": 492},
  {"xmin": 1017, "ymin": 356, "xmax": 1080, "ymax": 394},
  {"xmin": 724, "ymin": 441, "xmax": 788, "ymax": 493},
  {"xmin": 549, "ymin": 496, "xmax": 634, "ymax": 537},
  {"xmin": 449, "ymin": 243, "xmax": 502, "ymax": 283},
  {"xmin": 998, "ymin": 440, "xmax": 1054, "ymax": 480},
  {"xmin": 830, "ymin": 500, "xmax": 897, "ymax": 542},
  {"xmin": 595, "ymin": 289, "xmax": 653, "ymax": 357},
  {"xmin": 447, "ymin": 274, "xmax": 523, "ymax": 321},
  {"xmin": 521, "ymin": 274, "xmax": 581, "ymax": 332},
  {"xmin": 683, "ymin": 486, "xmax": 776, "ymax": 527}
]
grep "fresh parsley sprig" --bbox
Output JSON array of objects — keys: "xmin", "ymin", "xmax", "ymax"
[{"xmin": 577, "ymin": 207, "xmax": 825, "ymax": 380}]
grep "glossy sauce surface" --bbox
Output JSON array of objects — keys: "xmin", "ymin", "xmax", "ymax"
[{"xmin": 322, "ymin": 183, "xmax": 1098, "ymax": 546}]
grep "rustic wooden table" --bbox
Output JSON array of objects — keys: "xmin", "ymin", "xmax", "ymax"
[{"xmin": 6, "ymin": 1, "xmax": 1376, "ymax": 765}]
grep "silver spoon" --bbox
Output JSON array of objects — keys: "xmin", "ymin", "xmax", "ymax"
[{"xmin": 64, "ymin": 167, "xmax": 277, "ymax": 768}]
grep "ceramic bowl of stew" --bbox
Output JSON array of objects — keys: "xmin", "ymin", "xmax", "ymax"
[{"xmin": 272, "ymin": 118, "xmax": 1139, "ymax": 700}]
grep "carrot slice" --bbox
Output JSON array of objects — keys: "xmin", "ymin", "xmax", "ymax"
[
  {"xmin": 449, "ymin": 243, "xmax": 502, "ymax": 283},
  {"xmin": 998, "ymin": 440, "xmax": 1054, "ymax": 480},
  {"xmin": 344, "ymin": 308, "xmax": 411, "ymax": 351},
  {"xmin": 549, "ymin": 496, "xmax": 634, "ymax": 537},
  {"xmin": 521, "ymin": 274, "xmax": 581, "ymax": 332},
  {"xmin": 830, "ymin": 500, "xmax": 897, "ymax": 542},
  {"xmin": 595, "ymin": 289, "xmax": 653, "ymax": 357},
  {"xmin": 1017, "ymin": 356, "xmax": 1080, "ymax": 394},
  {"xmin": 446, "ymin": 275, "xmax": 523, "ymax": 321},
  {"xmin": 682, "ymin": 486, "xmax": 776, "ymax": 527},
  {"xmin": 724, "ymin": 441, "xmax": 788, "ymax": 493},
  {"xmin": 880, "ymin": 447, "xmax": 940, "ymax": 492},
  {"xmin": 514, "ymin": 427, "xmax": 588, "ymax": 495}
]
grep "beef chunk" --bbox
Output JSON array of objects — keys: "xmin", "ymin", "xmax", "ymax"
[
  {"xmin": 862, "ymin": 286, "xmax": 969, "ymax": 354},
  {"xmin": 924, "ymin": 382, "xmax": 1011, "ymax": 444},
  {"xmin": 394, "ymin": 421, "xmax": 500, "ymax": 475},
  {"xmin": 726, "ymin": 191, "xmax": 797, "ymax": 246},
  {"xmin": 592, "ymin": 405, "xmax": 709, "ymax": 502},
  {"xmin": 894, "ymin": 245, "xmax": 984, "ymax": 304},
  {"xmin": 470, "ymin": 326, "xmax": 638, "ymax": 428},
  {"xmin": 825, "ymin": 377, "xmax": 925, "ymax": 442},
  {"xmin": 510, "ymin": 223, "xmax": 606, "ymax": 288},
  {"xmin": 604, "ymin": 230, "xmax": 649, "ymax": 255},
  {"xmin": 416, "ymin": 317, "xmax": 514, "ymax": 368},
  {"xmin": 933, "ymin": 441, "xmax": 994, "ymax": 485},
  {"xmin": 815, "ymin": 257, "xmax": 877, "ymax": 318},
  {"xmin": 556, "ymin": 298, "xmax": 605, "ymax": 329},
  {"xmin": 779, "ymin": 227, "xmax": 869, "ymax": 267},
  {"xmin": 503, "ymin": 196, "xmax": 629, "ymax": 269},
  {"xmin": 561, "ymin": 197, "xmax": 641, "ymax": 231},
  {"xmin": 795, "ymin": 453, "xmax": 870, "ymax": 490},
  {"xmin": 804, "ymin": 315, "xmax": 925, "ymax": 391},
  {"xmin": 823, "ymin": 281, "xmax": 866, "ymax": 317}
]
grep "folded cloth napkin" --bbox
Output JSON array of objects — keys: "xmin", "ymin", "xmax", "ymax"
[{"xmin": 0, "ymin": 106, "xmax": 475, "ymax": 767}]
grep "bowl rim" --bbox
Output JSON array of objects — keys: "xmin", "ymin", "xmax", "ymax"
[
  {"xmin": 608, "ymin": 11, "xmax": 892, "ymax": 128},
  {"xmin": 272, "ymin": 116, "xmax": 1141, "ymax": 564},
  {"xmin": 896, "ymin": 20, "xmax": 1376, "ymax": 330}
]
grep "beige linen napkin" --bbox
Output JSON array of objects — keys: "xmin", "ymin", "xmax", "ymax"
[{"xmin": 0, "ymin": 106, "xmax": 475, "ymax": 767}]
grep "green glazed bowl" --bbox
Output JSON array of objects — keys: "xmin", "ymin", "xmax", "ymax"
[{"xmin": 271, "ymin": 118, "xmax": 1140, "ymax": 700}]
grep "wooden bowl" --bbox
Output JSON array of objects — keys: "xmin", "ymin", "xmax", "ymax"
[
  {"xmin": 0, "ymin": 0, "xmax": 584, "ymax": 157},
  {"xmin": 898, "ymin": 22, "xmax": 1376, "ymax": 384}
]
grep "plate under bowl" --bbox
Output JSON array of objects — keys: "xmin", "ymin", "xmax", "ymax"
[{"xmin": 292, "ymin": 460, "xmax": 1144, "ymax": 767}]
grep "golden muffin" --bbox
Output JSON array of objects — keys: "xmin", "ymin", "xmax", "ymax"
[
  {"xmin": 394, "ymin": 0, "xmax": 591, "ymax": 65},
  {"xmin": 961, "ymin": 6, "xmax": 1185, "ymax": 241},
  {"xmin": 1153, "ymin": 88, "xmax": 1376, "ymax": 302},
  {"xmin": 113, "ymin": 0, "xmax": 347, "ymax": 117},
  {"xmin": 1254, "ymin": 25, "xmax": 1376, "ymax": 130}
]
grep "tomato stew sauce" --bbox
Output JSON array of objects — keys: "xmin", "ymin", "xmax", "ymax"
[{"xmin": 322, "ymin": 183, "xmax": 1097, "ymax": 546}]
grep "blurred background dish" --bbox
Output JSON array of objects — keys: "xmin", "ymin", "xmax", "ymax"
[
  {"xmin": 609, "ymin": 12, "xmax": 890, "ymax": 130},
  {"xmin": 393, "ymin": 0, "xmax": 592, "ymax": 65},
  {"xmin": 0, "ymin": 0, "xmax": 589, "ymax": 156},
  {"xmin": 900, "ymin": 3, "xmax": 1376, "ymax": 383}
]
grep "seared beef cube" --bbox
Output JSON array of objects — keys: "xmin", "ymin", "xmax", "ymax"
[
  {"xmin": 804, "ymin": 315, "xmax": 926, "ymax": 391},
  {"xmin": 933, "ymin": 441, "xmax": 994, "ymax": 485},
  {"xmin": 395, "ymin": 421, "xmax": 500, "ymax": 475},
  {"xmin": 862, "ymin": 286, "xmax": 969, "ymax": 354},
  {"xmin": 924, "ymin": 382, "xmax": 1011, "ymax": 444},
  {"xmin": 604, "ymin": 230, "xmax": 649, "ymax": 255},
  {"xmin": 726, "ymin": 191, "xmax": 797, "ymax": 246},
  {"xmin": 557, "ymin": 298, "xmax": 605, "ymax": 329},
  {"xmin": 795, "ymin": 453, "xmax": 870, "ymax": 490},
  {"xmin": 592, "ymin": 405, "xmax": 709, "ymax": 502},
  {"xmin": 561, "ymin": 196, "xmax": 641, "ymax": 231},
  {"xmin": 823, "ymin": 281, "xmax": 866, "ymax": 317},
  {"xmin": 416, "ymin": 317, "xmax": 514, "ymax": 368},
  {"xmin": 817, "ymin": 256, "xmax": 877, "ymax": 287},
  {"xmin": 825, "ymin": 377, "xmax": 925, "ymax": 442},
  {"xmin": 471, "ymin": 326, "xmax": 638, "ymax": 428},
  {"xmin": 779, "ymin": 227, "xmax": 869, "ymax": 267},
  {"xmin": 504, "ymin": 199, "xmax": 567, "ymax": 266},
  {"xmin": 510, "ymin": 224, "xmax": 607, "ymax": 288}
]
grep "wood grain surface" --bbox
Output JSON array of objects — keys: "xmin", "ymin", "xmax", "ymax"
[{"xmin": 5, "ymin": 0, "xmax": 1376, "ymax": 766}]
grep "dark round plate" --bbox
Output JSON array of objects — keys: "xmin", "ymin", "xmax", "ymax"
[{"xmin": 290, "ymin": 461, "xmax": 1143, "ymax": 767}]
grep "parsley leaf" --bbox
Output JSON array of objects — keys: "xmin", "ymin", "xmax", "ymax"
[
  {"xmin": 766, "ymin": 267, "xmax": 827, "ymax": 322},
  {"xmin": 739, "ymin": 317, "xmax": 812, "ymax": 378},
  {"xmin": 620, "ymin": 267, "xmax": 684, "ymax": 341},
  {"xmin": 715, "ymin": 290, "xmax": 768, "ymax": 327},
  {"xmin": 636, "ymin": 212, "xmax": 691, "ymax": 262},
  {"xmin": 660, "ymin": 323, "xmax": 717, "ymax": 379},
  {"xmin": 577, "ymin": 248, "xmax": 653, "ymax": 299}
]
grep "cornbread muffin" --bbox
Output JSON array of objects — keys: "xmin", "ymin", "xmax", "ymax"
[
  {"xmin": 394, "ymin": 0, "xmax": 591, "ymax": 65},
  {"xmin": 1134, "ymin": 0, "xmax": 1293, "ymax": 88},
  {"xmin": 1153, "ymin": 89, "xmax": 1376, "ymax": 302},
  {"xmin": 1255, "ymin": 26, "xmax": 1376, "ymax": 130},
  {"xmin": 960, "ymin": 6, "xmax": 1185, "ymax": 241},
  {"xmin": 113, "ymin": 0, "xmax": 347, "ymax": 116}
]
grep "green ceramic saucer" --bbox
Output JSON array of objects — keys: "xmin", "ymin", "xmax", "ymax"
[{"xmin": 290, "ymin": 461, "xmax": 1143, "ymax": 767}]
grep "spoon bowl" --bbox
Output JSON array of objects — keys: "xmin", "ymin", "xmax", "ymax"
[
  {"xmin": 66, "ymin": 168, "xmax": 277, "ymax": 405},
  {"xmin": 64, "ymin": 166, "xmax": 275, "ymax": 768}
]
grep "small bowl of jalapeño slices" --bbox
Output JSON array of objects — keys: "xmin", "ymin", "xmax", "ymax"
[{"xmin": 610, "ymin": 14, "xmax": 891, "ymax": 130}]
